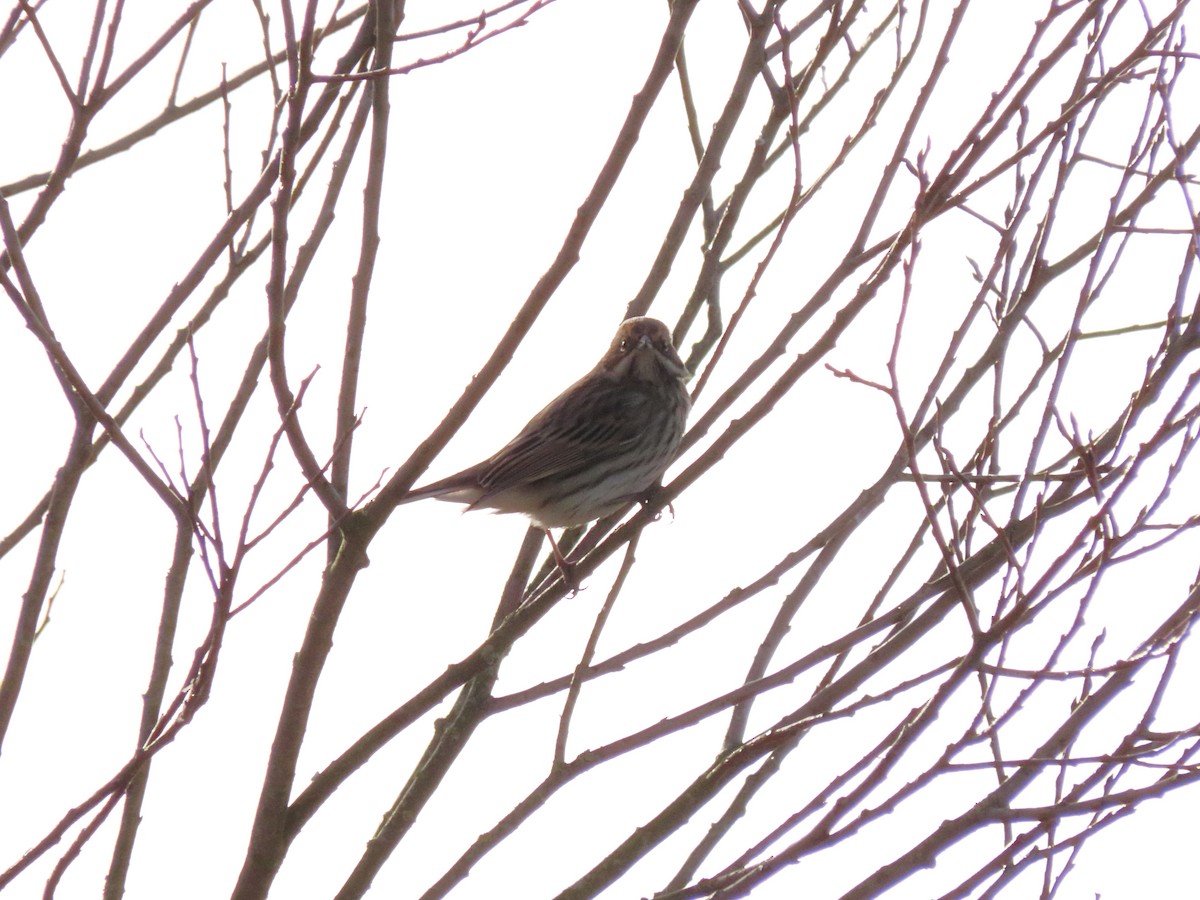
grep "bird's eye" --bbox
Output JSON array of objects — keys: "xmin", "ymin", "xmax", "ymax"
[{"xmin": 619, "ymin": 339, "xmax": 630, "ymax": 352}]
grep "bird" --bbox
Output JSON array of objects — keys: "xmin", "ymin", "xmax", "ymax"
[{"xmin": 400, "ymin": 316, "xmax": 691, "ymax": 579}]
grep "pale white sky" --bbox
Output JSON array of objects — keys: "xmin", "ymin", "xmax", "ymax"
[{"xmin": 2, "ymin": 1, "xmax": 1199, "ymax": 898}]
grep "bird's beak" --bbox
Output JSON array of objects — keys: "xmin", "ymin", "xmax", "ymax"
[{"xmin": 639, "ymin": 334, "xmax": 689, "ymax": 379}]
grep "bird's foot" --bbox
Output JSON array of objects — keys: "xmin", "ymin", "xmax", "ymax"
[{"xmin": 639, "ymin": 490, "xmax": 675, "ymax": 522}]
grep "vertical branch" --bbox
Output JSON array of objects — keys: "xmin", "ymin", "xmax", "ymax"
[
  {"xmin": 101, "ymin": 519, "xmax": 193, "ymax": 900},
  {"xmin": 230, "ymin": 7, "xmax": 391, "ymax": 898},
  {"xmin": 265, "ymin": 0, "xmax": 347, "ymax": 516},
  {"xmin": 329, "ymin": 0, "xmax": 395, "ymax": 543}
]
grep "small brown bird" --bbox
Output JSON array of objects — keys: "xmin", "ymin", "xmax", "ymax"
[{"xmin": 401, "ymin": 316, "xmax": 691, "ymax": 572}]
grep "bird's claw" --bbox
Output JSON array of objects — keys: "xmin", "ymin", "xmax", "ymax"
[{"xmin": 556, "ymin": 560, "xmax": 582, "ymax": 594}]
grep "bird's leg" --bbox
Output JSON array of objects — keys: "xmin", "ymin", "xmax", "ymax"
[{"xmin": 543, "ymin": 528, "xmax": 580, "ymax": 592}]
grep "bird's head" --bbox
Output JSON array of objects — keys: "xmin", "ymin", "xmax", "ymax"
[{"xmin": 604, "ymin": 316, "xmax": 690, "ymax": 382}]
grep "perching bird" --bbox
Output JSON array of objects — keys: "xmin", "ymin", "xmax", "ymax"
[{"xmin": 400, "ymin": 316, "xmax": 691, "ymax": 574}]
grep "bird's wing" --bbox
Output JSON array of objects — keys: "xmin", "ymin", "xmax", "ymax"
[{"xmin": 478, "ymin": 378, "xmax": 651, "ymax": 493}]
